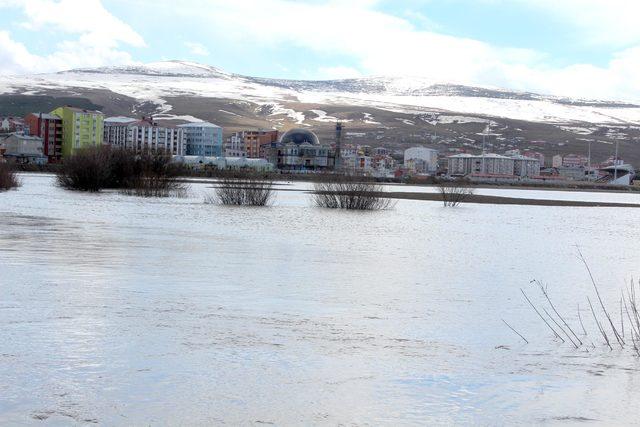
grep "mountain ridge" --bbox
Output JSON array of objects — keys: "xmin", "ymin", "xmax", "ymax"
[{"xmin": 1, "ymin": 60, "xmax": 639, "ymax": 165}]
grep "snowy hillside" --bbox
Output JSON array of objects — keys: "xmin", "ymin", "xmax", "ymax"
[{"xmin": 1, "ymin": 60, "xmax": 639, "ymax": 125}]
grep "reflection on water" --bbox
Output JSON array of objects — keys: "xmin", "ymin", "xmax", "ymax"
[{"xmin": 1, "ymin": 174, "xmax": 640, "ymax": 425}]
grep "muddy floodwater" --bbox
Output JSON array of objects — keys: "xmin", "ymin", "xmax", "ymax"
[{"xmin": 2, "ymin": 174, "xmax": 640, "ymax": 425}]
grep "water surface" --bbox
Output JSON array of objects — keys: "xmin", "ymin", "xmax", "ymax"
[{"xmin": 1, "ymin": 174, "xmax": 640, "ymax": 425}]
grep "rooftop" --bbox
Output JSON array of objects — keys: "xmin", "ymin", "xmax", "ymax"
[
  {"xmin": 59, "ymin": 106, "xmax": 103, "ymax": 114},
  {"xmin": 105, "ymin": 116, "xmax": 137, "ymax": 124},
  {"xmin": 178, "ymin": 121, "xmax": 221, "ymax": 128}
]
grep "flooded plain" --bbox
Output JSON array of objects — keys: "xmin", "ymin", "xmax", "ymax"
[{"xmin": 2, "ymin": 174, "xmax": 640, "ymax": 425}]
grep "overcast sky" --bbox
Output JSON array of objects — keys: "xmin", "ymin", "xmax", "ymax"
[{"xmin": 0, "ymin": 0, "xmax": 639, "ymax": 101}]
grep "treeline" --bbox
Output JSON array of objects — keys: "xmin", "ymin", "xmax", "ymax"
[{"xmin": 57, "ymin": 146, "xmax": 187, "ymax": 197}]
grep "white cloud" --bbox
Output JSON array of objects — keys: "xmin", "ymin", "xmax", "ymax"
[
  {"xmin": 175, "ymin": 0, "xmax": 640, "ymax": 100},
  {"xmin": 0, "ymin": 0, "xmax": 144, "ymax": 74},
  {"xmin": 510, "ymin": 0, "xmax": 640, "ymax": 47},
  {"xmin": 185, "ymin": 41, "xmax": 209, "ymax": 56},
  {"xmin": 2, "ymin": 0, "xmax": 640, "ymax": 101},
  {"xmin": 0, "ymin": 30, "xmax": 42, "ymax": 74}
]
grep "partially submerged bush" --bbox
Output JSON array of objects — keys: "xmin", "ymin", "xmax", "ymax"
[
  {"xmin": 439, "ymin": 182, "xmax": 474, "ymax": 207},
  {"xmin": 313, "ymin": 177, "xmax": 395, "ymax": 211},
  {"xmin": 209, "ymin": 176, "xmax": 274, "ymax": 206},
  {"xmin": 0, "ymin": 162, "xmax": 20, "ymax": 191},
  {"xmin": 57, "ymin": 146, "xmax": 187, "ymax": 197},
  {"xmin": 121, "ymin": 152, "xmax": 188, "ymax": 198},
  {"xmin": 57, "ymin": 146, "xmax": 110, "ymax": 192}
]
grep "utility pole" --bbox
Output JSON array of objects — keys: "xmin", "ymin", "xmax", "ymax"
[
  {"xmin": 481, "ymin": 124, "xmax": 488, "ymax": 174},
  {"xmin": 614, "ymin": 141, "xmax": 619, "ymax": 181},
  {"xmin": 587, "ymin": 140, "xmax": 592, "ymax": 181}
]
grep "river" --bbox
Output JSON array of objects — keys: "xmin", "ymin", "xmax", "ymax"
[{"xmin": 1, "ymin": 174, "xmax": 640, "ymax": 425}]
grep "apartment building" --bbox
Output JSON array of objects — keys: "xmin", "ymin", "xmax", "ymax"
[
  {"xmin": 51, "ymin": 106, "xmax": 104, "ymax": 156},
  {"xmin": 24, "ymin": 113, "xmax": 63, "ymax": 162},
  {"xmin": 104, "ymin": 116, "xmax": 186, "ymax": 155},
  {"xmin": 178, "ymin": 122, "xmax": 223, "ymax": 157}
]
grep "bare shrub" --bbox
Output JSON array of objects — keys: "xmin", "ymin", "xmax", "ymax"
[
  {"xmin": 57, "ymin": 146, "xmax": 111, "ymax": 192},
  {"xmin": 439, "ymin": 182, "xmax": 475, "ymax": 207},
  {"xmin": 0, "ymin": 162, "xmax": 20, "ymax": 191},
  {"xmin": 120, "ymin": 152, "xmax": 188, "ymax": 198},
  {"xmin": 57, "ymin": 146, "xmax": 187, "ymax": 197},
  {"xmin": 509, "ymin": 252, "xmax": 640, "ymax": 356},
  {"xmin": 313, "ymin": 177, "xmax": 395, "ymax": 211},
  {"xmin": 211, "ymin": 176, "xmax": 275, "ymax": 206}
]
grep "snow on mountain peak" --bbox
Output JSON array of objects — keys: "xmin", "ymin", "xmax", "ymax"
[
  {"xmin": 3, "ymin": 60, "xmax": 639, "ymax": 125},
  {"xmin": 64, "ymin": 60, "xmax": 232, "ymax": 78}
]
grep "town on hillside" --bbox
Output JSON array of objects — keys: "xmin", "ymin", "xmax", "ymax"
[{"xmin": 0, "ymin": 108, "xmax": 634, "ymax": 186}]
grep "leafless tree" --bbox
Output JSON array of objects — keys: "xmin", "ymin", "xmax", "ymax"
[
  {"xmin": 439, "ymin": 182, "xmax": 474, "ymax": 207},
  {"xmin": 209, "ymin": 176, "xmax": 275, "ymax": 206},
  {"xmin": 312, "ymin": 176, "xmax": 395, "ymax": 211}
]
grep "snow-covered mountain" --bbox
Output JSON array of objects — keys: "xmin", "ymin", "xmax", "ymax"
[{"xmin": 1, "ymin": 60, "xmax": 639, "ymax": 125}]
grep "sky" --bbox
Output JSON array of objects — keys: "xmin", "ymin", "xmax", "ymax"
[{"xmin": 0, "ymin": 0, "xmax": 639, "ymax": 101}]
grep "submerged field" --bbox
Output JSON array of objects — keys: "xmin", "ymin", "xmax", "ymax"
[{"xmin": 2, "ymin": 174, "xmax": 640, "ymax": 425}]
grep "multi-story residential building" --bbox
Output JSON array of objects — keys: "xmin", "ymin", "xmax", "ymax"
[
  {"xmin": 226, "ymin": 130, "xmax": 279, "ymax": 159},
  {"xmin": 373, "ymin": 154, "xmax": 396, "ymax": 173},
  {"xmin": 355, "ymin": 155, "xmax": 373, "ymax": 173},
  {"xmin": 1, "ymin": 134, "xmax": 47, "ymax": 164},
  {"xmin": 225, "ymin": 133, "xmax": 246, "ymax": 157},
  {"xmin": 178, "ymin": 122, "xmax": 223, "ymax": 157},
  {"xmin": 448, "ymin": 153, "xmax": 540, "ymax": 177},
  {"xmin": 562, "ymin": 154, "xmax": 588, "ymax": 168},
  {"xmin": 374, "ymin": 147, "xmax": 389, "ymax": 156},
  {"xmin": 24, "ymin": 113, "xmax": 63, "ymax": 162},
  {"xmin": 404, "ymin": 146, "xmax": 438, "ymax": 173},
  {"xmin": 248, "ymin": 130, "xmax": 279, "ymax": 159},
  {"xmin": 104, "ymin": 117, "xmax": 186, "ymax": 155},
  {"xmin": 512, "ymin": 155, "xmax": 542, "ymax": 177},
  {"xmin": 0, "ymin": 117, "xmax": 25, "ymax": 133},
  {"xmin": 51, "ymin": 106, "xmax": 104, "ymax": 156},
  {"xmin": 522, "ymin": 151, "xmax": 545, "ymax": 167}
]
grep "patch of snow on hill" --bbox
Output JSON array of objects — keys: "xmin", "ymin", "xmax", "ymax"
[
  {"xmin": 154, "ymin": 113, "xmax": 203, "ymax": 122},
  {"xmin": 396, "ymin": 118, "xmax": 415, "ymax": 126},
  {"xmin": 363, "ymin": 113, "xmax": 381, "ymax": 125},
  {"xmin": 436, "ymin": 115, "xmax": 491, "ymax": 125},
  {"xmin": 309, "ymin": 110, "xmax": 351, "ymax": 123},
  {"xmin": 558, "ymin": 126, "xmax": 594, "ymax": 135},
  {"xmin": 1, "ymin": 61, "xmax": 640, "ymax": 126},
  {"xmin": 269, "ymin": 103, "xmax": 305, "ymax": 124}
]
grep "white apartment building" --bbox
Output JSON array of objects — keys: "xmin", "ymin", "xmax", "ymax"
[
  {"xmin": 448, "ymin": 153, "xmax": 541, "ymax": 178},
  {"xmin": 513, "ymin": 155, "xmax": 541, "ymax": 177},
  {"xmin": 225, "ymin": 133, "xmax": 246, "ymax": 157},
  {"xmin": 104, "ymin": 117, "xmax": 186, "ymax": 155},
  {"xmin": 178, "ymin": 122, "xmax": 223, "ymax": 157},
  {"xmin": 404, "ymin": 146, "xmax": 438, "ymax": 173}
]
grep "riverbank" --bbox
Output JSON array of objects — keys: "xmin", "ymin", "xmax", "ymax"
[
  {"xmin": 14, "ymin": 165, "xmax": 639, "ymax": 193},
  {"xmin": 376, "ymin": 191, "xmax": 640, "ymax": 207}
]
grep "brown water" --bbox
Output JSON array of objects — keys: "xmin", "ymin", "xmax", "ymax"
[{"xmin": 1, "ymin": 174, "xmax": 640, "ymax": 425}]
